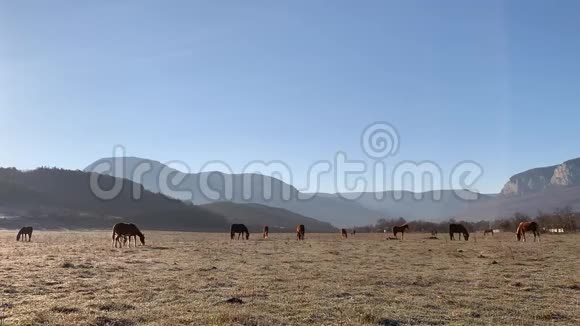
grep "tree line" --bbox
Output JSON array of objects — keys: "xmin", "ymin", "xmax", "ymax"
[{"xmin": 354, "ymin": 207, "xmax": 579, "ymax": 233}]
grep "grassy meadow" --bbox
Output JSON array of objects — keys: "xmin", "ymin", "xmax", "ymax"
[{"xmin": 0, "ymin": 230, "xmax": 578, "ymax": 325}]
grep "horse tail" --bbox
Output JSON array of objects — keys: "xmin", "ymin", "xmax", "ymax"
[{"xmin": 111, "ymin": 225, "xmax": 118, "ymax": 246}]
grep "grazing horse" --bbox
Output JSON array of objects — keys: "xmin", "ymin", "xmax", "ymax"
[
  {"xmin": 516, "ymin": 221, "xmax": 540, "ymax": 242},
  {"xmin": 296, "ymin": 224, "xmax": 305, "ymax": 240},
  {"xmin": 112, "ymin": 223, "xmax": 145, "ymax": 248},
  {"xmin": 449, "ymin": 224, "xmax": 469, "ymax": 241},
  {"xmin": 230, "ymin": 224, "xmax": 250, "ymax": 240},
  {"xmin": 392, "ymin": 224, "xmax": 409, "ymax": 240},
  {"xmin": 341, "ymin": 228, "xmax": 348, "ymax": 239},
  {"xmin": 484, "ymin": 229, "xmax": 494, "ymax": 236},
  {"xmin": 16, "ymin": 227, "xmax": 33, "ymax": 242},
  {"xmin": 263, "ymin": 225, "xmax": 269, "ymax": 239}
]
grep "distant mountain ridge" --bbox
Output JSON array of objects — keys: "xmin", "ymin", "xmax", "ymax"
[
  {"xmin": 0, "ymin": 167, "xmax": 228, "ymax": 230},
  {"xmin": 85, "ymin": 157, "xmax": 384, "ymax": 226},
  {"xmin": 501, "ymin": 158, "xmax": 580, "ymax": 196},
  {"xmin": 85, "ymin": 156, "xmax": 580, "ymax": 225},
  {"xmin": 0, "ymin": 167, "xmax": 337, "ymax": 231}
]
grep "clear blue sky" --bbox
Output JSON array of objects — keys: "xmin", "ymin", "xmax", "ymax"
[{"xmin": 1, "ymin": 0, "xmax": 579, "ymax": 194}]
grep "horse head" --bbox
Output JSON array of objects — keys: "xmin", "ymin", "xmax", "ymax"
[
  {"xmin": 139, "ymin": 233, "xmax": 145, "ymax": 245},
  {"xmin": 463, "ymin": 232, "xmax": 470, "ymax": 241}
]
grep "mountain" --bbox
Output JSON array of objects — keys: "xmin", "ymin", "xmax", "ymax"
[
  {"xmin": 85, "ymin": 157, "xmax": 384, "ymax": 226},
  {"xmin": 501, "ymin": 158, "xmax": 580, "ymax": 196},
  {"xmin": 459, "ymin": 186, "xmax": 580, "ymax": 219},
  {"xmin": 200, "ymin": 202, "xmax": 336, "ymax": 232},
  {"xmin": 85, "ymin": 156, "xmax": 580, "ymax": 225},
  {"xmin": 0, "ymin": 167, "xmax": 228, "ymax": 230},
  {"xmin": 347, "ymin": 190, "xmax": 495, "ymax": 220}
]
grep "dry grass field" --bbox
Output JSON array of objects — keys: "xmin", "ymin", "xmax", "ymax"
[{"xmin": 0, "ymin": 230, "xmax": 578, "ymax": 326}]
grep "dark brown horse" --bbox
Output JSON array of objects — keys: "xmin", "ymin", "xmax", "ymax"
[
  {"xmin": 449, "ymin": 224, "xmax": 469, "ymax": 241},
  {"xmin": 263, "ymin": 225, "xmax": 269, "ymax": 239},
  {"xmin": 16, "ymin": 227, "xmax": 33, "ymax": 242},
  {"xmin": 296, "ymin": 224, "xmax": 305, "ymax": 240},
  {"xmin": 484, "ymin": 229, "xmax": 494, "ymax": 236},
  {"xmin": 341, "ymin": 228, "xmax": 348, "ymax": 239},
  {"xmin": 392, "ymin": 224, "xmax": 409, "ymax": 240},
  {"xmin": 231, "ymin": 224, "xmax": 250, "ymax": 240},
  {"xmin": 516, "ymin": 221, "xmax": 540, "ymax": 242},
  {"xmin": 112, "ymin": 223, "xmax": 145, "ymax": 248}
]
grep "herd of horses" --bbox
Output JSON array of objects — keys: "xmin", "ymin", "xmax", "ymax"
[
  {"xmin": 11, "ymin": 221, "xmax": 541, "ymax": 246},
  {"xmin": 226, "ymin": 221, "xmax": 541, "ymax": 242}
]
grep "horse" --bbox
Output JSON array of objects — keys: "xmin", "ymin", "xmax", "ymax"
[
  {"xmin": 449, "ymin": 223, "xmax": 469, "ymax": 241},
  {"xmin": 230, "ymin": 224, "xmax": 250, "ymax": 240},
  {"xmin": 351, "ymin": 229, "xmax": 356, "ymax": 236},
  {"xmin": 341, "ymin": 228, "xmax": 348, "ymax": 239},
  {"xmin": 392, "ymin": 224, "xmax": 409, "ymax": 240},
  {"xmin": 16, "ymin": 227, "xmax": 33, "ymax": 242},
  {"xmin": 431, "ymin": 230, "xmax": 438, "ymax": 237},
  {"xmin": 112, "ymin": 223, "xmax": 145, "ymax": 248},
  {"xmin": 516, "ymin": 221, "xmax": 540, "ymax": 242},
  {"xmin": 263, "ymin": 225, "xmax": 269, "ymax": 239},
  {"xmin": 296, "ymin": 224, "xmax": 305, "ymax": 240},
  {"xmin": 484, "ymin": 229, "xmax": 494, "ymax": 236}
]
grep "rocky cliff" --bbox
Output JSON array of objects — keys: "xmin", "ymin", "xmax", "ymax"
[{"xmin": 501, "ymin": 158, "xmax": 580, "ymax": 196}]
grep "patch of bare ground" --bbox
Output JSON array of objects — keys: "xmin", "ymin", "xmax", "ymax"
[{"xmin": 0, "ymin": 231, "xmax": 578, "ymax": 325}]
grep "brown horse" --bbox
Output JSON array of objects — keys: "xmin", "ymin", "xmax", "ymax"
[
  {"xmin": 341, "ymin": 228, "xmax": 348, "ymax": 239},
  {"xmin": 296, "ymin": 224, "xmax": 305, "ymax": 240},
  {"xmin": 231, "ymin": 224, "xmax": 250, "ymax": 240},
  {"xmin": 449, "ymin": 223, "xmax": 469, "ymax": 241},
  {"xmin": 392, "ymin": 224, "xmax": 409, "ymax": 240},
  {"xmin": 263, "ymin": 225, "xmax": 269, "ymax": 239},
  {"xmin": 112, "ymin": 223, "xmax": 145, "ymax": 248},
  {"xmin": 516, "ymin": 221, "xmax": 540, "ymax": 242},
  {"xmin": 484, "ymin": 229, "xmax": 494, "ymax": 236},
  {"xmin": 16, "ymin": 227, "xmax": 33, "ymax": 242}
]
